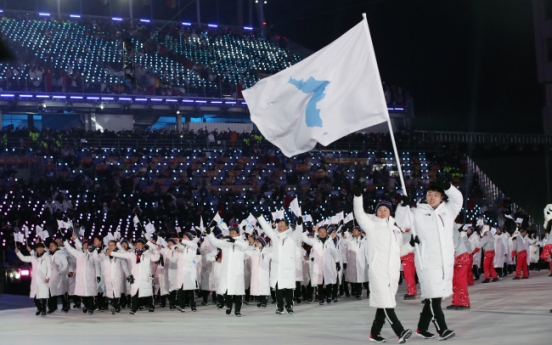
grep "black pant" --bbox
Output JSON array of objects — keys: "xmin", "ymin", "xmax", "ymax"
[
  {"xmin": 182, "ymin": 289, "xmax": 196, "ymax": 309},
  {"xmin": 275, "ymin": 283, "xmax": 294, "ymax": 310},
  {"xmin": 258, "ymin": 295, "xmax": 268, "ymax": 305},
  {"xmin": 224, "ymin": 293, "xmax": 242, "ymax": 313},
  {"xmin": 351, "ymin": 282, "xmax": 363, "ymax": 297},
  {"xmin": 496, "ymin": 267, "xmax": 503, "ymax": 278},
  {"xmin": 317, "ymin": 284, "xmax": 333, "ymax": 301},
  {"xmin": 131, "ymin": 290, "xmax": 153, "ymax": 312},
  {"xmin": 245, "ymin": 287, "xmax": 251, "ymax": 302},
  {"xmin": 82, "ymin": 296, "xmax": 95, "ymax": 311},
  {"xmin": 202, "ymin": 290, "xmax": 215, "ymax": 303},
  {"xmin": 418, "ymin": 298, "xmax": 449, "ymax": 335},
  {"xmin": 364, "ymin": 282, "xmax": 371, "ymax": 297},
  {"xmin": 72, "ymin": 295, "xmax": 81, "ymax": 306},
  {"xmin": 340, "ymin": 279, "xmax": 350, "ymax": 296},
  {"xmin": 217, "ymin": 294, "xmax": 225, "ymax": 306},
  {"xmin": 169, "ymin": 290, "xmax": 178, "ymax": 307},
  {"xmin": 96, "ymin": 292, "xmax": 107, "ymax": 309},
  {"xmin": 47, "ymin": 292, "xmax": 69, "ymax": 311},
  {"xmin": 109, "ymin": 297, "xmax": 120, "ymax": 311},
  {"xmin": 34, "ymin": 297, "xmax": 47, "ymax": 312},
  {"xmin": 371, "ymin": 308, "xmax": 405, "ymax": 337}
]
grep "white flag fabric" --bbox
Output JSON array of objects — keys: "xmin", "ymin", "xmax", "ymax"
[
  {"xmin": 15, "ymin": 233, "xmax": 25, "ymax": 243},
  {"xmin": 22, "ymin": 225, "xmax": 29, "ymax": 237},
  {"xmin": 271, "ymin": 209, "xmax": 285, "ymax": 222},
  {"xmin": 302, "ymin": 214, "xmax": 313, "ymax": 223},
  {"xmin": 133, "ymin": 215, "xmax": 140, "ymax": 227},
  {"xmin": 344, "ymin": 212, "xmax": 354, "ymax": 224},
  {"xmin": 199, "ymin": 217, "xmax": 205, "ymax": 233},
  {"xmin": 246, "ymin": 214, "xmax": 257, "ymax": 226},
  {"xmin": 289, "ymin": 198, "xmax": 302, "ymax": 217},
  {"xmin": 103, "ymin": 233, "xmax": 114, "ymax": 245},
  {"xmin": 145, "ymin": 223, "xmax": 155, "ymax": 234},
  {"xmin": 38, "ymin": 229, "xmax": 49, "ymax": 241},
  {"xmin": 79, "ymin": 227, "xmax": 85, "ymax": 237},
  {"xmin": 243, "ymin": 19, "xmax": 389, "ymax": 157}
]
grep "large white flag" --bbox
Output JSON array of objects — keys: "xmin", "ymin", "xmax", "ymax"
[{"xmin": 243, "ymin": 18, "xmax": 389, "ymax": 157}]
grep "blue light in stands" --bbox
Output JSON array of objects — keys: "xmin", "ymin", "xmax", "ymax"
[
  {"xmin": 112, "ymin": 17, "xmax": 123, "ymax": 21},
  {"xmin": 244, "ymin": 27, "xmax": 253, "ymax": 30},
  {"xmin": 52, "ymin": 95, "xmax": 66, "ymax": 99},
  {"xmin": 182, "ymin": 100, "xmax": 194, "ymax": 103},
  {"xmin": 211, "ymin": 101, "xmax": 222, "ymax": 104},
  {"xmin": 101, "ymin": 97, "xmax": 114, "ymax": 101},
  {"xmin": 208, "ymin": 24, "xmax": 218, "ymax": 28},
  {"xmin": 38, "ymin": 13, "xmax": 50, "ymax": 16},
  {"xmin": 70, "ymin": 15, "xmax": 81, "ymax": 18},
  {"xmin": 20, "ymin": 95, "xmax": 33, "ymax": 98},
  {"xmin": 225, "ymin": 101, "xmax": 236, "ymax": 104},
  {"xmin": 1, "ymin": 94, "xmax": 14, "ymax": 97},
  {"xmin": 151, "ymin": 98, "xmax": 163, "ymax": 102},
  {"xmin": 195, "ymin": 100, "xmax": 207, "ymax": 103},
  {"xmin": 242, "ymin": 101, "xmax": 247, "ymax": 105},
  {"xmin": 70, "ymin": 96, "xmax": 83, "ymax": 99},
  {"xmin": 140, "ymin": 19, "xmax": 150, "ymax": 23},
  {"xmin": 36, "ymin": 95, "xmax": 49, "ymax": 98},
  {"xmin": 166, "ymin": 99, "xmax": 178, "ymax": 102},
  {"xmin": 135, "ymin": 98, "xmax": 147, "ymax": 102},
  {"xmin": 119, "ymin": 97, "xmax": 132, "ymax": 101},
  {"xmin": 182, "ymin": 22, "xmax": 192, "ymax": 26},
  {"xmin": 87, "ymin": 96, "xmax": 99, "ymax": 100}
]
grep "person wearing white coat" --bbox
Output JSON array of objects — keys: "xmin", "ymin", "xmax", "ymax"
[
  {"xmin": 199, "ymin": 237, "xmax": 217, "ymax": 305},
  {"xmin": 472, "ymin": 226, "xmax": 498, "ymax": 283},
  {"xmin": 512, "ymin": 229, "xmax": 536, "ymax": 279},
  {"xmin": 467, "ymin": 226, "xmax": 481, "ymax": 282},
  {"xmin": 302, "ymin": 225, "xmax": 339, "ymax": 305},
  {"xmin": 493, "ymin": 227, "xmax": 508, "ymax": 278},
  {"xmin": 342, "ymin": 226, "xmax": 370, "ymax": 300},
  {"xmin": 353, "ymin": 191, "xmax": 414, "ymax": 345},
  {"xmin": 244, "ymin": 237, "xmax": 271, "ymax": 308},
  {"xmin": 15, "ymin": 243, "xmax": 52, "ymax": 316},
  {"xmin": 395, "ymin": 177, "xmax": 462, "ymax": 341},
  {"xmin": 160, "ymin": 238, "xmax": 183, "ymax": 311},
  {"xmin": 206, "ymin": 226, "xmax": 249, "ymax": 317},
  {"xmin": 93, "ymin": 240, "xmax": 131, "ymax": 314},
  {"xmin": 55, "ymin": 237, "xmax": 75, "ymax": 310},
  {"xmin": 175, "ymin": 232, "xmax": 200, "ymax": 312},
  {"xmin": 64, "ymin": 235, "xmax": 100, "ymax": 315},
  {"xmin": 109, "ymin": 238, "xmax": 160, "ymax": 315},
  {"xmin": 256, "ymin": 214, "xmax": 302, "ymax": 314},
  {"xmin": 46, "ymin": 241, "xmax": 69, "ymax": 313}
]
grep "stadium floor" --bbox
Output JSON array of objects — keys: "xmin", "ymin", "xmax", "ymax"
[{"xmin": 0, "ymin": 272, "xmax": 550, "ymax": 345}]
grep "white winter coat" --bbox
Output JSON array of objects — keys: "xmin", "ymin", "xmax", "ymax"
[
  {"xmin": 59, "ymin": 246, "xmax": 76, "ymax": 295},
  {"xmin": 354, "ymin": 196, "xmax": 414, "ymax": 308},
  {"xmin": 245, "ymin": 247, "xmax": 271, "ymax": 296},
  {"xmin": 343, "ymin": 235, "xmax": 370, "ymax": 283},
  {"xmin": 395, "ymin": 185, "xmax": 463, "ymax": 299},
  {"xmin": 206, "ymin": 233, "xmax": 249, "ymax": 295},
  {"xmin": 206, "ymin": 249, "xmax": 223, "ymax": 294},
  {"xmin": 48, "ymin": 249, "xmax": 69, "ymax": 296},
  {"xmin": 301, "ymin": 247, "xmax": 311, "ymax": 285},
  {"xmin": 16, "ymin": 251, "xmax": 51, "ymax": 299},
  {"xmin": 93, "ymin": 251, "xmax": 130, "ymax": 298},
  {"xmin": 200, "ymin": 240, "xmax": 217, "ymax": 291},
  {"xmin": 244, "ymin": 244, "xmax": 255, "ymax": 288},
  {"xmin": 161, "ymin": 246, "xmax": 183, "ymax": 292},
  {"xmin": 469, "ymin": 234, "xmax": 481, "ymax": 267},
  {"xmin": 64, "ymin": 240, "xmax": 99, "ymax": 297},
  {"xmin": 258, "ymin": 217, "xmax": 302, "ymax": 289},
  {"xmin": 177, "ymin": 239, "xmax": 200, "ymax": 290},
  {"xmin": 110, "ymin": 243, "xmax": 160, "ymax": 297},
  {"xmin": 302, "ymin": 232, "xmax": 338, "ymax": 286},
  {"xmin": 154, "ymin": 255, "xmax": 170, "ymax": 296},
  {"xmin": 493, "ymin": 234, "xmax": 508, "ymax": 268}
]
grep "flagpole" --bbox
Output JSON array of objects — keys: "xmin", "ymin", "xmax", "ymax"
[{"xmin": 361, "ymin": 13, "xmax": 423, "ymax": 270}]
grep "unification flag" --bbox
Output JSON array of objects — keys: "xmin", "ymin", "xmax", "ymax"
[{"xmin": 243, "ymin": 18, "xmax": 389, "ymax": 157}]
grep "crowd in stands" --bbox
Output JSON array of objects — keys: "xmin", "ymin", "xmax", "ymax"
[{"xmin": 0, "ymin": 11, "xmax": 408, "ymax": 104}]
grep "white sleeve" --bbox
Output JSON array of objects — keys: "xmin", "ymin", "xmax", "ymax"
[{"xmin": 353, "ymin": 196, "xmax": 374, "ymax": 233}]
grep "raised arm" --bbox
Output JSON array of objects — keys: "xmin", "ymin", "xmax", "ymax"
[
  {"xmin": 181, "ymin": 239, "xmax": 198, "ymax": 251},
  {"xmin": 63, "ymin": 240, "xmax": 80, "ymax": 258},
  {"xmin": 444, "ymin": 185, "xmax": 463, "ymax": 218},
  {"xmin": 74, "ymin": 237, "xmax": 83, "ymax": 250},
  {"xmin": 16, "ymin": 250, "xmax": 33, "ymax": 263},
  {"xmin": 110, "ymin": 251, "xmax": 133, "ymax": 259},
  {"xmin": 257, "ymin": 216, "xmax": 277, "ymax": 242},
  {"xmin": 302, "ymin": 232, "xmax": 316, "ymax": 247},
  {"xmin": 233, "ymin": 239, "xmax": 249, "ymax": 251},
  {"xmin": 353, "ymin": 196, "xmax": 374, "ymax": 233},
  {"xmin": 206, "ymin": 233, "xmax": 231, "ymax": 249}
]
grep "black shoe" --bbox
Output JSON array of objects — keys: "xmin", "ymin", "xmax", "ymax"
[
  {"xmin": 170, "ymin": 306, "xmax": 176, "ymax": 311},
  {"xmin": 521, "ymin": 277, "xmax": 529, "ymax": 279},
  {"xmin": 41, "ymin": 311, "xmax": 46, "ymax": 317},
  {"xmin": 111, "ymin": 307, "xmax": 116, "ymax": 315},
  {"xmin": 438, "ymin": 329, "xmax": 455, "ymax": 341},
  {"xmin": 513, "ymin": 277, "xmax": 521, "ymax": 280},
  {"xmin": 226, "ymin": 308, "xmax": 232, "ymax": 315},
  {"xmin": 88, "ymin": 310, "xmax": 94, "ymax": 315},
  {"xmin": 139, "ymin": 306, "xmax": 144, "ymax": 311},
  {"xmin": 271, "ymin": 300, "xmax": 277, "ymax": 304},
  {"xmin": 296, "ymin": 298, "xmax": 302, "ymax": 304},
  {"xmin": 82, "ymin": 308, "xmax": 88, "ymax": 314},
  {"xmin": 455, "ymin": 306, "xmax": 470, "ymax": 310},
  {"xmin": 275, "ymin": 308, "xmax": 285, "ymax": 314},
  {"xmin": 148, "ymin": 307, "xmax": 155, "ymax": 313},
  {"xmin": 548, "ymin": 274, "xmax": 552, "ymax": 277},
  {"xmin": 445, "ymin": 305, "xmax": 458, "ymax": 310},
  {"xmin": 261, "ymin": 304, "xmax": 267, "ymax": 308},
  {"xmin": 356, "ymin": 295, "xmax": 362, "ymax": 301},
  {"xmin": 35, "ymin": 310, "xmax": 41, "ymax": 316},
  {"xmin": 73, "ymin": 304, "xmax": 81, "ymax": 309},
  {"xmin": 257, "ymin": 303, "xmax": 262, "ymax": 308},
  {"xmin": 191, "ymin": 308, "xmax": 197, "ymax": 312},
  {"xmin": 62, "ymin": 308, "xmax": 69, "ymax": 313},
  {"xmin": 332, "ymin": 299, "xmax": 339, "ymax": 303},
  {"xmin": 491, "ymin": 278, "xmax": 499, "ymax": 282},
  {"xmin": 243, "ymin": 301, "xmax": 249, "ymax": 305},
  {"xmin": 160, "ymin": 303, "xmax": 166, "ymax": 308},
  {"xmin": 176, "ymin": 306, "xmax": 185, "ymax": 313},
  {"xmin": 217, "ymin": 304, "xmax": 224, "ymax": 310},
  {"xmin": 416, "ymin": 330, "xmax": 435, "ymax": 339},
  {"xmin": 369, "ymin": 334, "xmax": 386, "ymax": 343},
  {"xmin": 201, "ymin": 302, "xmax": 208, "ymax": 306},
  {"xmin": 482, "ymin": 278, "xmax": 490, "ymax": 283},
  {"xmin": 235, "ymin": 312, "xmax": 242, "ymax": 317},
  {"xmin": 326, "ymin": 298, "xmax": 332, "ymax": 304},
  {"xmin": 319, "ymin": 300, "xmax": 324, "ymax": 306},
  {"xmin": 47, "ymin": 309, "xmax": 56, "ymax": 314},
  {"xmin": 129, "ymin": 310, "xmax": 137, "ymax": 315},
  {"xmin": 286, "ymin": 307, "xmax": 294, "ymax": 314},
  {"xmin": 403, "ymin": 294, "xmax": 415, "ymax": 300},
  {"xmin": 398, "ymin": 329, "xmax": 412, "ymax": 344}
]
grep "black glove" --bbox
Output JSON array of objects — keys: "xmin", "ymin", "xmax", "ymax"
[
  {"xmin": 226, "ymin": 236, "xmax": 236, "ymax": 243},
  {"xmin": 336, "ymin": 262, "xmax": 341, "ymax": 272},
  {"xmin": 400, "ymin": 196, "xmax": 410, "ymax": 207},
  {"xmin": 353, "ymin": 180, "xmax": 363, "ymax": 197},
  {"xmin": 96, "ymin": 277, "xmax": 101, "ymax": 283},
  {"xmin": 343, "ymin": 263, "xmax": 347, "ymax": 270},
  {"xmin": 435, "ymin": 174, "xmax": 451, "ymax": 190},
  {"xmin": 208, "ymin": 219, "xmax": 217, "ymax": 228},
  {"xmin": 252, "ymin": 210, "xmax": 262, "ymax": 219},
  {"xmin": 205, "ymin": 226, "xmax": 212, "ymax": 235},
  {"xmin": 409, "ymin": 235, "xmax": 420, "ymax": 247},
  {"xmin": 296, "ymin": 217, "xmax": 303, "ymax": 226},
  {"xmin": 127, "ymin": 275, "xmax": 135, "ymax": 284}
]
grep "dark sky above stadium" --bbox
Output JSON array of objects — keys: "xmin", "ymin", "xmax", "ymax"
[{"xmin": 5, "ymin": 0, "xmax": 543, "ymax": 133}]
